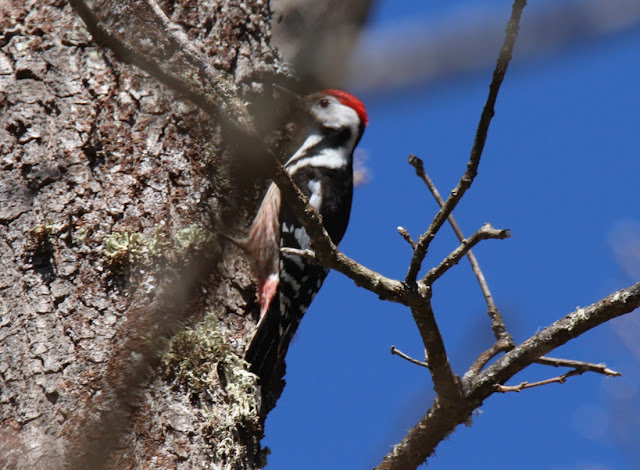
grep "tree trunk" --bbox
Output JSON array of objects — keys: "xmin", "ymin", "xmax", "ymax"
[
  {"xmin": 0, "ymin": 0, "xmax": 372, "ymax": 467},
  {"xmin": 0, "ymin": 0, "xmax": 276, "ymax": 467}
]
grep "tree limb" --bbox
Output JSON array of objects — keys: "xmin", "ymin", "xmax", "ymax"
[
  {"xmin": 391, "ymin": 346, "xmax": 429, "ymax": 368},
  {"xmin": 467, "ymin": 282, "xmax": 640, "ymax": 398},
  {"xmin": 404, "ymin": 0, "xmax": 527, "ymax": 285},
  {"xmin": 377, "ymin": 281, "xmax": 640, "ymax": 470},
  {"xmin": 407, "ymin": 291, "xmax": 462, "ymax": 402},
  {"xmin": 408, "ymin": 154, "xmax": 513, "ymax": 350},
  {"xmin": 534, "ymin": 356, "xmax": 621, "ymax": 375},
  {"xmin": 496, "ymin": 359, "xmax": 621, "ymax": 393},
  {"xmin": 422, "ymin": 223, "xmax": 511, "ymax": 285}
]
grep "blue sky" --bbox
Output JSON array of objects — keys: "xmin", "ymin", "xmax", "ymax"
[{"xmin": 264, "ymin": 1, "xmax": 640, "ymax": 468}]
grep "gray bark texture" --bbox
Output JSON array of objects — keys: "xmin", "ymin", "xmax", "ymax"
[
  {"xmin": 0, "ymin": 0, "xmax": 373, "ymax": 467},
  {"xmin": 0, "ymin": 0, "xmax": 373, "ymax": 468},
  {"xmin": 1, "ymin": 0, "xmax": 270, "ymax": 468}
]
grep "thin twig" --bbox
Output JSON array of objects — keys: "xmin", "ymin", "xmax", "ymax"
[
  {"xmin": 423, "ymin": 223, "xmax": 510, "ymax": 285},
  {"xmin": 535, "ymin": 356, "xmax": 621, "ymax": 376},
  {"xmin": 408, "ymin": 155, "xmax": 500, "ymax": 313},
  {"xmin": 397, "ymin": 226, "xmax": 416, "ymax": 249},
  {"xmin": 496, "ymin": 357, "xmax": 620, "ymax": 393},
  {"xmin": 410, "ymin": 154, "xmax": 516, "ymax": 376},
  {"xmin": 391, "ymin": 346, "xmax": 429, "ymax": 368},
  {"xmin": 379, "ymin": 280, "xmax": 640, "ymax": 470},
  {"xmin": 404, "ymin": 0, "xmax": 525, "ymax": 287},
  {"xmin": 495, "ymin": 369, "xmax": 584, "ymax": 392}
]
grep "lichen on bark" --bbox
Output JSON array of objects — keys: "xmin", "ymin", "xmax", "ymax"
[{"xmin": 0, "ymin": 0, "xmax": 279, "ymax": 467}]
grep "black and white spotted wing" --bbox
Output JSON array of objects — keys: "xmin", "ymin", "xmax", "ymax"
[
  {"xmin": 246, "ymin": 133, "xmax": 355, "ymax": 382},
  {"xmin": 245, "ymin": 206, "xmax": 330, "ymax": 382},
  {"xmin": 276, "ymin": 210, "xmax": 330, "ymax": 360}
]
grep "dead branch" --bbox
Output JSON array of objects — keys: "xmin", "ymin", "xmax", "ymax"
[
  {"xmin": 397, "ymin": 226, "xmax": 417, "ymax": 249},
  {"xmin": 535, "ymin": 356, "xmax": 621, "ymax": 376},
  {"xmin": 391, "ymin": 346, "xmax": 429, "ymax": 368},
  {"xmin": 377, "ymin": 281, "xmax": 640, "ymax": 470},
  {"xmin": 423, "ymin": 223, "xmax": 511, "ymax": 285},
  {"xmin": 496, "ymin": 358, "xmax": 621, "ymax": 393},
  {"xmin": 404, "ymin": 0, "xmax": 525, "ymax": 286},
  {"xmin": 408, "ymin": 154, "xmax": 513, "ymax": 348}
]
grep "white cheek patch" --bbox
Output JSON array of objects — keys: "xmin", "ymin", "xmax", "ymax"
[
  {"xmin": 319, "ymin": 102, "xmax": 360, "ymax": 130},
  {"xmin": 308, "ymin": 179, "xmax": 322, "ymax": 211}
]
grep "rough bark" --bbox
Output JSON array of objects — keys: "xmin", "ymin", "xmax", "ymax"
[
  {"xmin": 1, "ymin": 0, "xmax": 374, "ymax": 466},
  {"xmin": 0, "ymin": 0, "xmax": 277, "ymax": 468}
]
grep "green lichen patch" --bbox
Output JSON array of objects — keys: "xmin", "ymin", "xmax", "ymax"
[
  {"xmin": 174, "ymin": 223, "xmax": 214, "ymax": 253},
  {"xmin": 163, "ymin": 313, "xmax": 260, "ymax": 467},
  {"xmin": 102, "ymin": 229, "xmax": 145, "ymax": 274},
  {"xmin": 146, "ymin": 228, "xmax": 171, "ymax": 258},
  {"xmin": 163, "ymin": 313, "xmax": 226, "ymax": 393},
  {"xmin": 100, "ymin": 223, "xmax": 215, "ymax": 276}
]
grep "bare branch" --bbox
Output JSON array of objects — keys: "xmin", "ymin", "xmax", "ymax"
[
  {"xmin": 535, "ymin": 356, "xmax": 621, "ymax": 376},
  {"xmin": 404, "ymin": 0, "xmax": 526, "ymax": 286},
  {"xmin": 407, "ymin": 292, "xmax": 462, "ymax": 402},
  {"xmin": 397, "ymin": 226, "xmax": 416, "ymax": 249},
  {"xmin": 467, "ymin": 282, "xmax": 640, "ymax": 397},
  {"xmin": 496, "ymin": 370, "xmax": 586, "ymax": 393},
  {"xmin": 423, "ymin": 223, "xmax": 510, "ymax": 285},
  {"xmin": 409, "ymin": 154, "xmax": 516, "ymax": 374},
  {"xmin": 467, "ymin": 351, "xmax": 623, "ymax": 383},
  {"xmin": 391, "ymin": 345, "xmax": 429, "ymax": 369},
  {"xmin": 377, "ymin": 281, "xmax": 640, "ymax": 470},
  {"xmin": 496, "ymin": 358, "xmax": 621, "ymax": 393}
]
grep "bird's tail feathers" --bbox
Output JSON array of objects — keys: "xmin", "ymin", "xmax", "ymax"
[{"xmin": 245, "ymin": 300, "xmax": 281, "ymax": 383}]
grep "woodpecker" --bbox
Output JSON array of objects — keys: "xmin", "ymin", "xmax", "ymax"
[{"xmin": 244, "ymin": 89, "xmax": 368, "ymax": 382}]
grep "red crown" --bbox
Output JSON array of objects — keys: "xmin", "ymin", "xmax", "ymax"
[{"xmin": 323, "ymin": 89, "xmax": 369, "ymax": 127}]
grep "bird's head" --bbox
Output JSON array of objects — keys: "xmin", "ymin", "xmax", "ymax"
[{"xmin": 305, "ymin": 89, "xmax": 368, "ymax": 135}]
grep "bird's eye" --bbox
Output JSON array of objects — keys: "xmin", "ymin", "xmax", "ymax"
[{"xmin": 319, "ymin": 98, "xmax": 329, "ymax": 108}]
